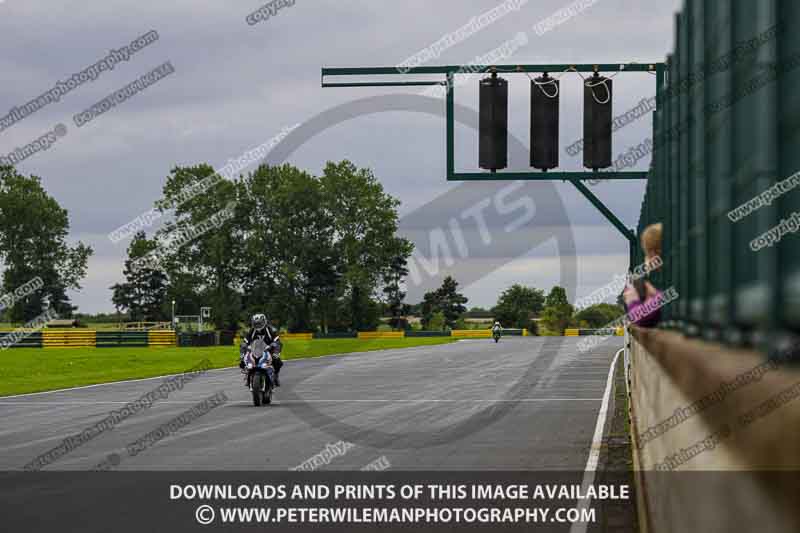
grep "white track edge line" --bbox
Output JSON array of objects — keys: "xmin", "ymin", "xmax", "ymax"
[{"xmin": 569, "ymin": 347, "xmax": 623, "ymax": 533}]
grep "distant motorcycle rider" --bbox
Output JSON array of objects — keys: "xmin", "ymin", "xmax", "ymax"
[
  {"xmin": 240, "ymin": 313, "xmax": 283, "ymax": 386},
  {"xmin": 492, "ymin": 321, "xmax": 502, "ymax": 340}
]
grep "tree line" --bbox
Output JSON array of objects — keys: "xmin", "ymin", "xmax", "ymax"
[
  {"xmin": 111, "ymin": 160, "xmax": 412, "ymax": 332},
  {"xmin": 411, "ymin": 277, "xmax": 622, "ymax": 334}
]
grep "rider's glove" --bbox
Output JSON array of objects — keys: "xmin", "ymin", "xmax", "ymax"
[{"xmin": 239, "ymin": 359, "xmax": 245, "ymax": 369}]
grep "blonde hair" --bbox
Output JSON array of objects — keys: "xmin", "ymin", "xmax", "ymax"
[{"xmin": 641, "ymin": 223, "xmax": 662, "ymax": 258}]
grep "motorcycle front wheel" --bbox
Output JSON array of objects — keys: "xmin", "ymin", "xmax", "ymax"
[{"xmin": 251, "ymin": 372, "xmax": 264, "ymax": 406}]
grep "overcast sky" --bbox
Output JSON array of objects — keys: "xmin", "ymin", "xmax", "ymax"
[{"xmin": 0, "ymin": 0, "xmax": 683, "ymax": 313}]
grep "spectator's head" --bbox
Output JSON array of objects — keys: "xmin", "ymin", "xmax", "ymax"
[{"xmin": 641, "ymin": 223, "xmax": 662, "ymax": 272}]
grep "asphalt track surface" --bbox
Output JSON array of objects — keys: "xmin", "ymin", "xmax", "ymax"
[{"xmin": 0, "ymin": 337, "xmax": 622, "ymax": 471}]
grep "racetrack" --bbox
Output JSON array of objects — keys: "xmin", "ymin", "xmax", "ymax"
[{"xmin": 0, "ymin": 337, "xmax": 622, "ymax": 471}]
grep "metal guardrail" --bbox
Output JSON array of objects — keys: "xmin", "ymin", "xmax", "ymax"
[
  {"xmin": 0, "ymin": 329, "xmax": 547, "ymax": 349},
  {"xmin": 357, "ymin": 331, "xmax": 404, "ymax": 339},
  {"xmin": 565, "ymin": 328, "xmax": 624, "ymax": 336},
  {"xmin": 282, "ymin": 333, "xmax": 314, "ymax": 340},
  {"xmin": 96, "ymin": 331, "xmax": 149, "ymax": 347},
  {"xmin": 0, "ymin": 331, "xmax": 42, "ymax": 348},
  {"xmin": 42, "ymin": 330, "xmax": 96, "ymax": 348},
  {"xmin": 0, "ymin": 330, "xmax": 173, "ymax": 348}
]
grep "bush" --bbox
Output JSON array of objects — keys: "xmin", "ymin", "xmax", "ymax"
[
  {"xmin": 428, "ymin": 311, "xmax": 446, "ymax": 331},
  {"xmin": 573, "ymin": 303, "xmax": 623, "ymax": 329}
]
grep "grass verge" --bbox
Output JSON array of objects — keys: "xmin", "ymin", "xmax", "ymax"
[{"xmin": 0, "ymin": 337, "xmax": 457, "ymax": 397}]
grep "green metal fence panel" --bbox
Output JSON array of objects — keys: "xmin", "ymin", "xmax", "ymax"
[
  {"xmin": 218, "ymin": 331, "xmax": 235, "ymax": 346},
  {"xmin": 178, "ymin": 332, "xmax": 216, "ymax": 347},
  {"xmin": 705, "ymin": 0, "xmax": 732, "ymax": 331},
  {"xmin": 96, "ymin": 331, "xmax": 148, "ymax": 347},
  {"xmin": 639, "ymin": 0, "xmax": 797, "ymax": 352},
  {"xmin": 688, "ymin": 0, "xmax": 705, "ymax": 328},
  {"xmin": 780, "ymin": 0, "xmax": 800, "ymax": 328},
  {"xmin": 657, "ymin": 61, "xmax": 667, "ymax": 293},
  {"xmin": 730, "ymin": 0, "xmax": 770, "ymax": 330},
  {"xmin": 669, "ymin": 45, "xmax": 680, "ymax": 324},
  {"xmin": 678, "ymin": 9, "xmax": 690, "ymax": 325}
]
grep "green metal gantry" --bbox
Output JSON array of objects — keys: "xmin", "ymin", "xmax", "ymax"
[{"xmin": 321, "ymin": 62, "xmax": 666, "ymax": 268}]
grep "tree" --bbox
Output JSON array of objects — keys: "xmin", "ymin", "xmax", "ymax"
[
  {"xmin": 540, "ymin": 286, "xmax": 574, "ymax": 335},
  {"xmin": 573, "ymin": 303, "xmax": 623, "ymax": 328},
  {"xmin": 320, "ymin": 161, "xmax": 412, "ymax": 331},
  {"xmin": 437, "ymin": 276, "xmax": 468, "ymax": 328},
  {"xmin": 241, "ymin": 164, "xmax": 338, "ymax": 332},
  {"xmin": 111, "ymin": 232, "xmax": 168, "ymax": 321},
  {"xmin": 0, "ymin": 166, "xmax": 92, "ymax": 320},
  {"xmin": 492, "ymin": 284, "xmax": 545, "ymax": 328},
  {"xmin": 420, "ymin": 276, "xmax": 467, "ymax": 330},
  {"xmin": 420, "ymin": 290, "xmax": 439, "ymax": 330},
  {"xmin": 382, "ymin": 241, "xmax": 413, "ymax": 330},
  {"xmin": 154, "ymin": 164, "xmax": 244, "ymax": 330}
]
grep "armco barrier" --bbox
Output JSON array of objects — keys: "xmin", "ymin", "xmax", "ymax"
[
  {"xmin": 357, "ymin": 331, "xmax": 404, "ymax": 339},
  {"xmin": 178, "ymin": 332, "xmax": 215, "ymax": 347},
  {"xmin": 565, "ymin": 328, "xmax": 624, "ymax": 336},
  {"xmin": 405, "ymin": 330, "xmax": 451, "ymax": 337},
  {"xmin": 147, "ymin": 330, "xmax": 176, "ymax": 347},
  {"xmin": 282, "ymin": 332, "xmax": 313, "ymax": 340},
  {"xmin": 219, "ymin": 331, "xmax": 235, "ymax": 346},
  {"xmin": 580, "ymin": 328, "xmax": 624, "ymax": 336},
  {"xmin": 451, "ymin": 329, "xmax": 491, "ymax": 338},
  {"xmin": 314, "ymin": 332, "xmax": 358, "ymax": 339},
  {"xmin": 628, "ymin": 327, "xmax": 800, "ymax": 533},
  {"xmin": 0, "ymin": 331, "xmax": 42, "ymax": 348},
  {"xmin": 42, "ymin": 329, "xmax": 96, "ymax": 348},
  {"xmin": 96, "ymin": 331, "xmax": 148, "ymax": 347},
  {"xmin": 0, "ymin": 329, "xmax": 176, "ymax": 348}
]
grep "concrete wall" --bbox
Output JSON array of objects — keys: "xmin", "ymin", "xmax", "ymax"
[{"xmin": 628, "ymin": 328, "xmax": 800, "ymax": 533}]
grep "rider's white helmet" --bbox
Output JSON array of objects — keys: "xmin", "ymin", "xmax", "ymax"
[{"xmin": 252, "ymin": 313, "xmax": 267, "ymax": 329}]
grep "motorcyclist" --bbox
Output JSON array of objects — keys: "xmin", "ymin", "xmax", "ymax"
[
  {"xmin": 240, "ymin": 313, "xmax": 283, "ymax": 386},
  {"xmin": 492, "ymin": 321, "xmax": 502, "ymax": 338}
]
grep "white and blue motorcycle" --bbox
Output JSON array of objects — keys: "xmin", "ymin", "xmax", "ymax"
[{"xmin": 241, "ymin": 337, "xmax": 275, "ymax": 406}]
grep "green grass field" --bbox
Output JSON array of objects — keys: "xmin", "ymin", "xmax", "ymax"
[{"xmin": 0, "ymin": 337, "xmax": 457, "ymax": 397}]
